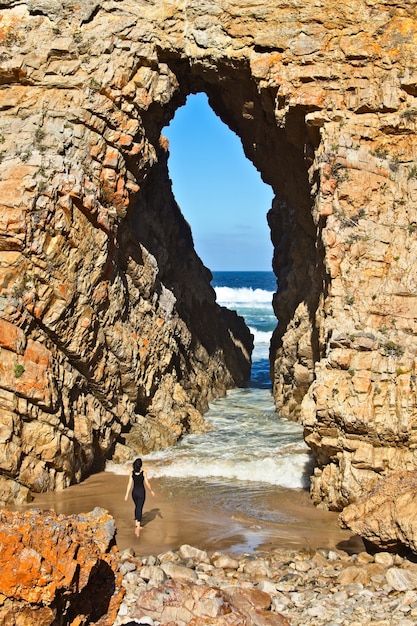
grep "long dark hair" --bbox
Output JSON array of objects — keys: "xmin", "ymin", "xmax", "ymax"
[{"xmin": 133, "ymin": 458, "xmax": 142, "ymax": 474}]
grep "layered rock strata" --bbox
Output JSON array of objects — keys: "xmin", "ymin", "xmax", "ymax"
[
  {"xmin": 0, "ymin": 2, "xmax": 253, "ymax": 502},
  {"xmin": 340, "ymin": 470, "xmax": 417, "ymax": 555},
  {"xmin": 0, "ymin": 0, "xmax": 416, "ymax": 517}
]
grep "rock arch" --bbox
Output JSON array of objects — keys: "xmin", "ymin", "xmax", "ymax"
[
  {"xmin": 0, "ymin": 1, "xmax": 416, "ymax": 513},
  {"xmin": 153, "ymin": 55, "xmax": 321, "ymax": 418}
]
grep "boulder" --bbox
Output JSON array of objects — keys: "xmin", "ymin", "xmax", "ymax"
[
  {"xmin": 339, "ymin": 471, "xmax": 417, "ymax": 555},
  {"xmin": 0, "ymin": 507, "xmax": 124, "ymax": 625}
]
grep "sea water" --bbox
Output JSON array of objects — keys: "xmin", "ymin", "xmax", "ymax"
[{"xmin": 108, "ymin": 271, "xmax": 314, "ymax": 527}]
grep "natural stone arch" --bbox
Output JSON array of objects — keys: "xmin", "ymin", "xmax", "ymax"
[
  {"xmin": 0, "ymin": 1, "xmax": 416, "ymax": 520},
  {"xmin": 134, "ymin": 54, "xmax": 322, "ymax": 421}
]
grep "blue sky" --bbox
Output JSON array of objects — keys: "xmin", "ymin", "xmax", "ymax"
[{"xmin": 162, "ymin": 93, "xmax": 274, "ymax": 272}]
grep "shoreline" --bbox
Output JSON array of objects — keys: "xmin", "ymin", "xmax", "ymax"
[{"xmin": 8, "ymin": 470, "xmax": 364, "ymax": 557}]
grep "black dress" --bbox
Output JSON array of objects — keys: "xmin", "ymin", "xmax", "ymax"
[{"xmin": 131, "ymin": 470, "xmax": 146, "ymax": 523}]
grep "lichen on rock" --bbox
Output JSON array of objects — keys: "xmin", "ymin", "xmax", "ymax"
[{"xmin": 0, "ymin": 507, "xmax": 124, "ymax": 625}]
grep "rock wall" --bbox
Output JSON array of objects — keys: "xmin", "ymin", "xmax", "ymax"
[{"xmin": 0, "ymin": 0, "xmax": 416, "ymax": 512}]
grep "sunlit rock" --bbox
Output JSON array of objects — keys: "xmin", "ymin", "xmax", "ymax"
[
  {"xmin": 0, "ymin": 507, "xmax": 123, "ymax": 625},
  {"xmin": 0, "ymin": 1, "xmax": 416, "ymax": 544}
]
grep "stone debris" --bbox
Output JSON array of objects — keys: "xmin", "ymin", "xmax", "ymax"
[{"xmin": 115, "ymin": 543, "xmax": 417, "ymax": 626}]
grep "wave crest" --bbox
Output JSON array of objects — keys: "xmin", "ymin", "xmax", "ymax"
[{"xmin": 215, "ymin": 286, "xmax": 273, "ymax": 306}]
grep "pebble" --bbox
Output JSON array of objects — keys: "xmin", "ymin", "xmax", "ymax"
[{"xmin": 114, "ymin": 543, "xmax": 417, "ymax": 625}]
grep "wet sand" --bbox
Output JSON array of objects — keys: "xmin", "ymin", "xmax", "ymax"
[{"xmin": 10, "ymin": 471, "xmax": 364, "ymax": 557}]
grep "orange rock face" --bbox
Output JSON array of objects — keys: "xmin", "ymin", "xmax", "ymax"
[{"xmin": 0, "ymin": 508, "xmax": 124, "ymax": 625}]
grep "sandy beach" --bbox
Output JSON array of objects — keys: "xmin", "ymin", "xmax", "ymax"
[{"xmin": 12, "ymin": 471, "xmax": 364, "ymax": 557}]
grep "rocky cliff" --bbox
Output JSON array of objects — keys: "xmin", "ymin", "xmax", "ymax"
[{"xmin": 0, "ymin": 0, "xmax": 416, "ymax": 521}]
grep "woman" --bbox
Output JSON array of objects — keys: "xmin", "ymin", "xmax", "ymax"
[{"xmin": 124, "ymin": 458, "xmax": 155, "ymax": 536}]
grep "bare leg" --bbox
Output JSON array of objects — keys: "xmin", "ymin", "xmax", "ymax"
[{"xmin": 135, "ymin": 521, "xmax": 141, "ymax": 536}]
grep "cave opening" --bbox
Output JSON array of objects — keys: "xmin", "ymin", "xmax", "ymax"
[
  {"xmin": 161, "ymin": 91, "xmax": 276, "ymax": 388},
  {"xmin": 162, "ymin": 92, "xmax": 274, "ymax": 272},
  {"xmin": 129, "ymin": 56, "xmax": 321, "ymax": 419}
]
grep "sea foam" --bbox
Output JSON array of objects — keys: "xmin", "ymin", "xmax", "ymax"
[{"xmin": 215, "ymin": 286, "xmax": 273, "ymax": 306}]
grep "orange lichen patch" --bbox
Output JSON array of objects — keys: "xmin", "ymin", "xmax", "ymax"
[
  {"xmin": 57, "ymin": 282, "xmax": 73, "ymax": 302},
  {"xmin": 118, "ymin": 133, "xmax": 134, "ymax": 148},
  {"xmin": 156, "ymin": 317, "xmax": 164, "ymax": 325},
  {"xmin": 0, "ymin": 509, "xmax": 123, "ymax": 623},
  {"xmin": 32, "ymin": 301, "xmax": 46, "ymax": 319},
  {"xmin": 23, "ymin": 339, "xmax": 51, "ymax": 367},
  {"xmin": 0, "ymin": 339, "xmax": 55, "ymax": 408},
  {"xmin": 340, "ymin": 32, "xmax": 382, "ymax": 60},
  {"xmin": 116, "ymin": 176, "xmax": 127, "ymax": 195},
  {"xmin": 15, "ymin": 362, "xmax": 51, "ymax": 407},
  {"xmin": 139, "ymin": 338, "xmax": 149, "ymax": 356},
  {"xmin": 0, "ymin": 318, "xmax": 25, "ymax": 353},
  {"xmin": 0, "ymin": 528, "xmax": 60, "ymax": 603},
  {"xmin": 126, "ymin": 141, "xmax": 143, "ymax": 156},
  {"xmin": 381, "ymin": 16, "xmax": 417, "ymax": 59},
  {"xmin": 0, "ymin": 10, "xmax": 22, "ymax": 45},
  {"xmin": 103, "ymin": 149, "xmax": 120, "ymax": 169},
  {"xmin": 250, "ymin": 52, "xmax": 283, "ymax": 80},
  {"xmin": 90, "ymin": 143, "xmax": 104, "ymax": 160}
]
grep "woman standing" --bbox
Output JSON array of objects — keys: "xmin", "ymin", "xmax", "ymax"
[{"xmin": 124, "ymin": 458, "xmax": 155, "ymax": 536}]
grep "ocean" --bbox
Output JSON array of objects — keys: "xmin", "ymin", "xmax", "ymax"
[{"xmin": 108, "ymin": 271, "xmax": 314, "ymax": 531}]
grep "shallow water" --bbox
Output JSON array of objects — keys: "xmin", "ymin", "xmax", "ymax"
[
  {"xmin": 19, "ymin": 470, "xmax": 362, "ymax": 556},
  {"xmin": 109, "ymin": 388, "xmax": 313, "ymax": 490},
  {"xmin": 108, "ymin": 273, "xmax": 314, "ymax": 520}
]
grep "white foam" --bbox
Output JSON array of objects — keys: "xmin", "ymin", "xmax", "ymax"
[
  {"xmin": 106, "ymin": 461, "xmax": 131, "ymax": 475},
  {"xmin": 107, "ymin": 445, "xmax": 312, "ymax": 490},
  {"xmin": 249, "ymin": 327, "xmax": 273, "ymax": 345},
  {"xmin": 105, "ymin": 371, "xmax": 312, "ymax": 494},
  {"xmin": 215, "ymin": 286, "xmax": 273, "ymax": 306}
]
